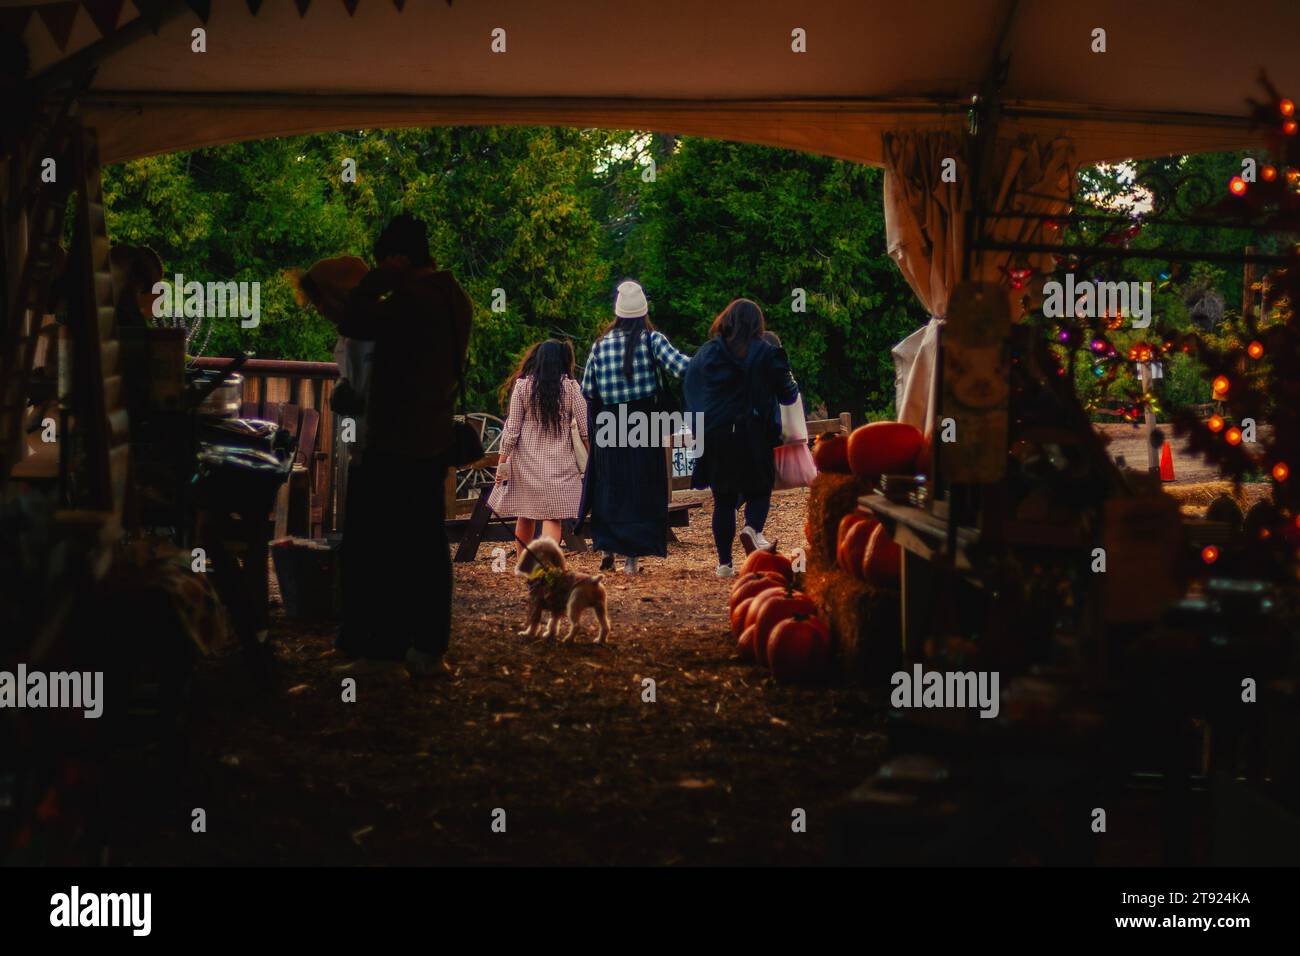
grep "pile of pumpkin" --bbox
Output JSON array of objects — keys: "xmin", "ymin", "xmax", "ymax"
[
  {"xmin": 728, "ymin": 548, "xmax": 831, "ymax": 683},
  {"xmin": 808, "ymin": 420, "xmax": 928, "ymax": 586}
]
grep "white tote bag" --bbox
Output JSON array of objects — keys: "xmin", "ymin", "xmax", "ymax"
[
  {"xmin": 778, "ymin": 394, "xmax": 809, "ymax": 444},
  {"xmin": 570, "ymin": 417, "xmax": 588, "ymax": 473}
]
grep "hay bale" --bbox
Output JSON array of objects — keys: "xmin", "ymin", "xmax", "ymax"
[
  {"xmin": 806, "ymin": 472, "xmax": 873, "ymax": 571},
  {"xmin": 805, "ymin": 566, "xmax": 900, "ymax": 682},
  {"xmin": 1164, "ymin": 481, "xmax": 1272, "ymax": 517}
]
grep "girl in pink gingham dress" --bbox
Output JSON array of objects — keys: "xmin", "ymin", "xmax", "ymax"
[{"xmin": 488, "ymin": 339, "xmax": 589, "ymax": 555}]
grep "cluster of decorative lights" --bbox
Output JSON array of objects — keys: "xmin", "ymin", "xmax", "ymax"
[{"xmin": 1228, "ymin": 98, "xmax": 1298, "ymax": 197}]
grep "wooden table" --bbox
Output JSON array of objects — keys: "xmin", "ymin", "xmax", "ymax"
[{"xmin": 859, "ymin": 494, "xmax": 980, "ymax": 655}]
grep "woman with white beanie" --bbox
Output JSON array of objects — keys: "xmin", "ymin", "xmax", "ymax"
[{"xmin": 577, "ymin": 280, "xmax": 689, "ymax": 574}]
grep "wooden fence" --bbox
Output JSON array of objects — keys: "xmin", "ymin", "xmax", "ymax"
[
  {"xmin": 192, "ymin": 357, "xmax": 341, "ymax": 535},
  {"xmin": 192, "ymin": 357, "xmax": 856, "ymax": 539}
]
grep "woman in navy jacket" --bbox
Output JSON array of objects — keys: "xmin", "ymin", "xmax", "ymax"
[{"xmin": 684, "ymin": 299, "xmax": 799, "ymax": 577}]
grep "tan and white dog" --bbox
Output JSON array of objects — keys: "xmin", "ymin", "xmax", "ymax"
[{"xmin": 514, "ymin": 537, "xmax": 611, "ymax": 644}]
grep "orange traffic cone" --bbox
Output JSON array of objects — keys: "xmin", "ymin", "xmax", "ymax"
[{"xmin": 1159, "ymin": 441, "xmax": 1175, "ymax": 482}]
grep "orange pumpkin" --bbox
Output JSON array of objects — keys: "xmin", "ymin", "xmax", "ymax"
[
  {"xmin": 837, "ymin": 518, "xmax": 877, "ymax": 577},
  {"xmin": 811, "ymin": 433, "xmax": 850, "ymax": 472},
  {"xmin": 847, "ymin": 421, "xmax": 924, "ymax": 479},
  {"xmin": 836, "ymin": 511, "xmax": 870, "ymax": 543},
  {"xmin": 752, "ymin": 592, "xmax": 817, "ymax": 667},
  {"xmin": 862, "ymin": 523, "xmax": 902, "ymax": 585},
  {"xmin": 729, "ymin": 572, "xmax": 786, "ymax": 612},
  {"xmin": 768, "ymin": 615, "xmax": 832, "ymax": 682},
  {"xmin": 740, "ymin": 548, "xmax": 794, "ymax": 583},
  {"xmin": 737, "ymin": 624, "xmax": 758, "ymax": 662},
  {"xmin": 744, "ymin": 584, "xmax": 794, "ymax": 633},
  {"xmin": 731, "ymin": 590, "xmax": 774, "ymax": 637}
]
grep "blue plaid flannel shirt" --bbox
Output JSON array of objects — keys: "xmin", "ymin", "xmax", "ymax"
[{"xmin": 581, "ymin": 329, "xmax": 689, "ymax": 404}]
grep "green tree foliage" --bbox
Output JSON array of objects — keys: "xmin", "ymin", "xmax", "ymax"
[
  {"xmin": 1067, "ymin": 151, "xmax": 1277, "ymax": 418},
  {"xmin": 103, "ymin": 127, "xmax": 928, "ymax": 419},
  {"xmin": 616, "ymin": 137, "xmax": 924, "ymax": 420}
]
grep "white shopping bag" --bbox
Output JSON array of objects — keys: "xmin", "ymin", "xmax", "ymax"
[{"xmin": 779, "ymin": 394, "xmax": 808, "ymax": 444}]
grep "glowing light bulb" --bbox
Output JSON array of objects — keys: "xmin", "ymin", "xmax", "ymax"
[
  {"xmin": 1226, "ymin": 427, "xmax": 1243, "ymax": 446},
  {"xmin": 1207, "ymin": 415, "xmax": 1224, "ymax": 432},
  {"xmin": 1248, "ymin": 340, "xmax": 1264, "ymax": 359},
  {"xmin": 1283, "ymin": 99, "xmax": 1297, "ymax": 117},
  {"xmin": 1230, "ymin": 176, "xmax": 1248, "ymax": 196},
  {"xmin": 1274, "ymin": 462, "xmax": 1290, "ymax": 482},
  {"xmin": 1201, "ymin": 545, "xmax": 1219, "ymax": 564},
  {"xmin": 1212, "ymin": 375, "xmax": 1230, "ymax": 395},
  {"xmin": 1284, "ymin": 119, "xmax": 1298, "ymax": 136},
  {"xmin": 1262, "ymin": 165, "xmax": 1278, "ymax": 182}
]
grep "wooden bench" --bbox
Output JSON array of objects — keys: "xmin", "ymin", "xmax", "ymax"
[
  {"xmin": 807, "ymin": 412, "xmax": 853, "ymax": 437},
  {"xmin": 450, "ymin": 497, "xmax": 702, "ymax": 561}
]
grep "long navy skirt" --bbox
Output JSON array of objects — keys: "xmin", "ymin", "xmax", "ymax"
[{"xmin": 577, "ymin": 395, "xmax": 669, "ymax": 558}]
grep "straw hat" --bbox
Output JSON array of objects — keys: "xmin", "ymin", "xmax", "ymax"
[{"xmin": 289, "ymin": 255, "xmax": 369, "ymax": 322}]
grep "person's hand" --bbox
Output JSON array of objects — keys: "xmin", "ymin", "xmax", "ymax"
[{"xmin": 355, "ymin": 268, "xmax": 399, "ymax": 298}]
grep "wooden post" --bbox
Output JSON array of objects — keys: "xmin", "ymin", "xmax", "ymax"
[
  {"xmin": 1140, "ymin": 361, "xmax": 1157, "ymax": 472},
  {"xmin": 1242, "ymin": 246, "xmax": 1256, "ymax": 324}
]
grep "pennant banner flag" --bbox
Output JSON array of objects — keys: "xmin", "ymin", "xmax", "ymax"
[
  {"xmin": 130, "ymin": 0, "xmax": 167, "ymax": 34},
  {"xmin": 81, "ymin": 0, "xmax": 125, "ymax": 38},
  {"xmin": 36, "ymin": 1, "xmax": 79, "ymax": 51},
  {"xmin": 1, "ymin": 0, "xmax": 420, "ymax": 53},
  {"xmin": 184, "ymin": 0, "xmax": 210, "ymax": 25}
]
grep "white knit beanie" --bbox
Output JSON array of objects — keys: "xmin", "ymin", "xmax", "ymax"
[{"xmin": 614, "ymin": 279, "xmax": 649, "ymax": 319}]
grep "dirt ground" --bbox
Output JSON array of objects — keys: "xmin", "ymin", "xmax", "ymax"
[
  {"xmin": 121, "ymin": 487, "xmax": 893, "ymax": 866},
  {"xmin": 110, "ymin": 431, "xmax": 1253, "ymax": 866},
  {"xmin": 1096, "ymin": 422, "xmax": 1263, "ymax": 484}
]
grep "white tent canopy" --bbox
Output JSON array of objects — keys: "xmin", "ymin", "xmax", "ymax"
[{"xmin": 10, "ymin": 0, "xmax": 1298, "ymax": 166}]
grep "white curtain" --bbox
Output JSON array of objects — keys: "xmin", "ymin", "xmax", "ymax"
[{"xmin": 883, "ymin": 129, "xmax": 1075, "ymax": 434}]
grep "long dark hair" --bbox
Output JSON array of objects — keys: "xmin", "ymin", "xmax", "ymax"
[
  {"xmin": 500, "ymin": 339, "xmax": 575, "ymax": 434},
  {"xmin": 599, "ymin": 315, "xmax": 656, "ymax": 382},
  {"xmin": 499, "ymin": 342, "xmax": 541, "ymax": 411},
  {"xmin": 709, "ymin": 298, "xmax": 766, "ymax": 360}
]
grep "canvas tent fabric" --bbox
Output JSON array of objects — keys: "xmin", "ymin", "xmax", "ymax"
[
  {"xmin": 884, "ymin": 130, "xmax": 1074, "ymax": 430},
  {"xmin": 9, "ymin": 0, "xmax": 1298, "ymax": 167},
  {"xmin": 9, "ymin": 0, "xmax": 1299, "ymax": 433}
]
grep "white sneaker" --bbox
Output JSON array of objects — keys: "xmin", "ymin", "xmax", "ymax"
[
  {"xmin": 739, "ymin": 526, "xmax": 772, "ymax": 555},
  {"xmin": 715, "ymin": 563, "xmax": 736, "ymax": 578},
  {"xmin": 622, "ymin": 556, "xmax": 640, "ymax": 574}
]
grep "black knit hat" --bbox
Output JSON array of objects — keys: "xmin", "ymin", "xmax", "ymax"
[{"xmin": 374, "ymin": 213, "xmax": 431, "ymax": 265}]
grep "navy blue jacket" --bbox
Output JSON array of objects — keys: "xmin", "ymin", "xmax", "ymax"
[{"xmin": 684, "ymin": 337, "xmax": 798, "ymax": 443}]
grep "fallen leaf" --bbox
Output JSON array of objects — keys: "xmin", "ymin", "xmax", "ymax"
[{"xmin": 351, "ymin": 825, "xmax": 375, "ymax": 844}]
